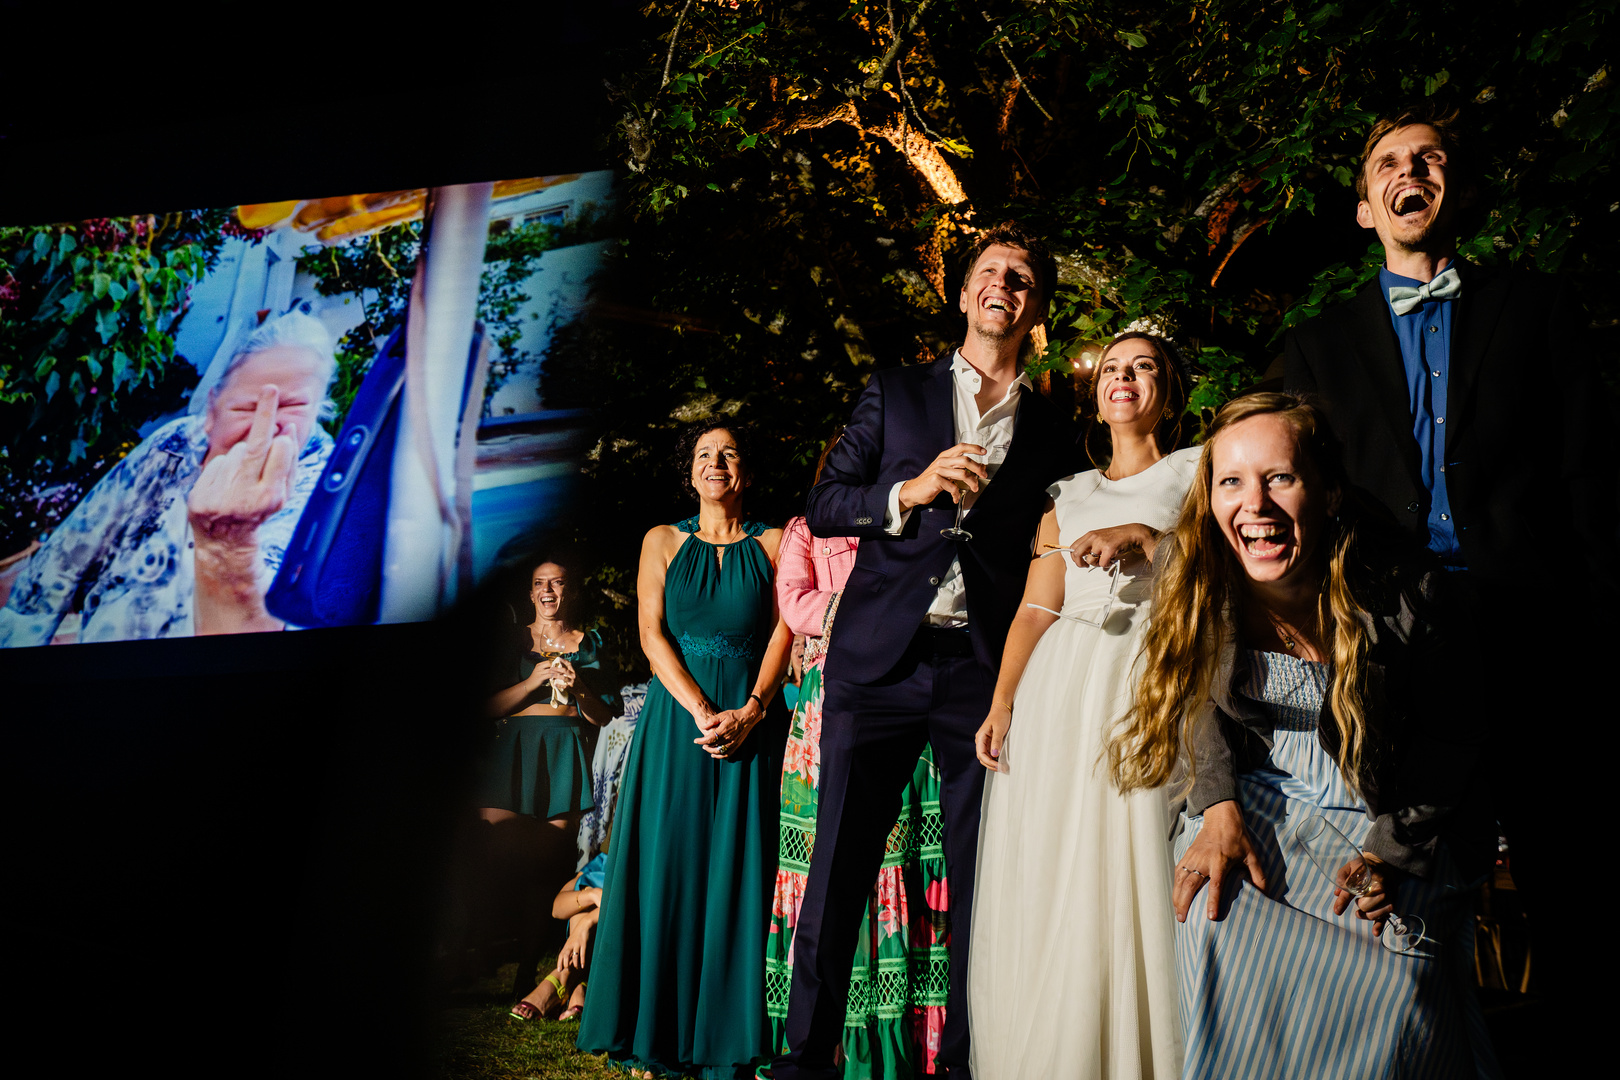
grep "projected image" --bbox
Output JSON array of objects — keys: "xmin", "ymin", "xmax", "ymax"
[{"xmin": 0, "ymin": 173, "xmax": 612, "ymax": 646}]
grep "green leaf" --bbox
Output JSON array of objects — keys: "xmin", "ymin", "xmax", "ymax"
[
  {"xmin": 32, "ymin": 231, "xmax": 51, "ymax": 257},
  {"xmin": 1551, "ymin": 150, "xmax": 1598, "ymax": 180},
  {"xmin": 85, "ymin": 356, "xmax": 103, "ymax": 379},
  {"xmin": 57, "ymin": 233, "xmax": 76, "ymax": 256},
  {"xmin": 107, "ymin": 280, "xmax": 127, "ymax": 302},
  {"xmin": 95, "ymin": 306, "xmax": 120, "ymax": 344},
  {"xmin": 92, "ymin": 272, "xmax": 111, "ymax": 300},
  {"xmin": 707, "ymin": 182, "xmax": 722, "ymax": 191},
  {"xmin": 44, "ymin": 370, "xmax": 60, "ymax": 400}
]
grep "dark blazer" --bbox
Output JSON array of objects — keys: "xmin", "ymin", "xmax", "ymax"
[
  {"xmin": 805, "ymin": 355, "xmax": 1080, "ymax": 684},
  {"xmin": 1185, "ymin": 560, "xmax": 1492, "ymax": 880},
  {"xmin": 1284, "ymin": 262, "xmax": 1610, "ymax": 582}
]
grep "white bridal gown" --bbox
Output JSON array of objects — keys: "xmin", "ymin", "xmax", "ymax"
[{"xmin": 968, "ymin": 446, "xmax": 1200, "ymax": 1080}]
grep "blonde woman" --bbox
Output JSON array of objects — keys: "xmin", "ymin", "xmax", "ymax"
[{"xmin": 1109, "ymin": 393, "xmax": 1498, "ymax": 1080}]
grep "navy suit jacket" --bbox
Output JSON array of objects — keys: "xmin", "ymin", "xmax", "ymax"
[{"xmin": 806, "ymin": 355, "xmax": 1081, "ymax": 685}]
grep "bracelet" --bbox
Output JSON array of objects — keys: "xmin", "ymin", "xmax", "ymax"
[{"xmin": 748, "ymin": 692, "xmax": 765, "ymax": 711}]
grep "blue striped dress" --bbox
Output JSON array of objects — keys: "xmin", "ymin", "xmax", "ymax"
[{"xmin": 1173, "ymin": 650, "xmax": 1500, "ymax": 1080}]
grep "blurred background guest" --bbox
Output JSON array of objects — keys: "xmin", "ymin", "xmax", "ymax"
[
  {"xmin": 767, "ymin": 433, "xmax": 948, "ymax": 1076},
  {"xmin": 578, "ymin": 417, "xmax": 792, "ymax": 1080},
  {"xmin": 1113, "ymin": 393, "xmax": 1497, "ymax": 1079},
  {"xmin": 0, "ymin": 312, "xmax": 336, "ymax": 645},
  {"xmin": 477, "ymin": 551, "xmax": 621, "ymax": 1000}
]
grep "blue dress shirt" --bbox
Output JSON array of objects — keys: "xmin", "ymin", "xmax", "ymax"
[{"xmin": 1379, "ymin": 265, "xmax": 1462, "ymax": 564}]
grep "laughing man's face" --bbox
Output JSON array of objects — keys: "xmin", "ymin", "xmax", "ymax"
[
  {"xmin": 960, "ymin": 243, "xmax": 1043, "ymax": 345},
  {"xmin": 1356, "ymin": 123, "xmax": 1460, "ymax": 258}
]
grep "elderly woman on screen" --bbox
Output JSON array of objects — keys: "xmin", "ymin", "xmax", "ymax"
[{"xmin": 0, "ymin": 312, "xmax": 337, "ymax": 645}]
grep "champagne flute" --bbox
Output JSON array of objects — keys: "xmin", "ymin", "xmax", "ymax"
[
  {"xmin": 940, "ymin": 449, "xmax": 987, "ymax": 542},
  {"xmin": 532, "ymin": 649, "xmax": 573, "ymax": 708},
  {"xmin": 1295, "ymin": 813, "xmax": 1427, "ymax": 954}
]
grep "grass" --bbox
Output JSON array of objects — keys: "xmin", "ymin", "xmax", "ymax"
[{"xmin": 434, "ymin": 959, "xmax": 621, "ymax": 1080}]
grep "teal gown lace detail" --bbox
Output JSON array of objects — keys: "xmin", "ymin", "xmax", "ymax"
[{"xmin": 578, "ymin": 523, "xmax": 788, "ymax": 1079}]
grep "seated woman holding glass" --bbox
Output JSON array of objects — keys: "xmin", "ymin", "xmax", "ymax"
[{"xmin": 1108, "ymin": 393, "xmax": 1499, "ymax": 1080}]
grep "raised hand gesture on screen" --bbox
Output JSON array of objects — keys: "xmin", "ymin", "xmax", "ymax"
[{"xmin": 188, "ymin": 387, "xmax": 297, "ymax": 634}]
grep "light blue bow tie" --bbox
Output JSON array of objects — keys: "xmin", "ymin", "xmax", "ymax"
[{"xmin": 1387, "ymin": 267, "xmax": 1462, "ymax": 316}]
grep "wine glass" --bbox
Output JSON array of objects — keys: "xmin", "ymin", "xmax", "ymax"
[
  {"xmin": 533, "ymin": 650, "xmax": 573, "ymax": 708},
  {"xmin": 940, "ymin": 449, "xmax": 988, "ymax": 542},
  {"xmin": 1295, "ymin": 813, "xmax": 1427, "ymax": 954}
]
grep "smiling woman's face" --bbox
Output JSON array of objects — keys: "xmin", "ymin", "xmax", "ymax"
[
  {"xmin": 203, "ymin": 345, "xmax": 324, "ymax": 463},
  {"xmin": 1209, "ymin": 413, "xmax": 1339, "ymax": 593},
  {"xmin": 530, "ymin": 562, "xmax": 568, "ymax": 622},
  {"xmin": 1095, "ymin": 337, "xmax": 1165, "ymax": 433},
  {"xmin": 690, "ymin": 427, "xmax": 747, "ymax": 502}
]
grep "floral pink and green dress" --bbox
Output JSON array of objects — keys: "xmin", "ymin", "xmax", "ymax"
[{"xmin": 767, "ymin": 516, "xmax": 948, "ymax": 1078}]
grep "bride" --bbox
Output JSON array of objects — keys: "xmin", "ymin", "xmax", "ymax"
[{"xmin": 968, "ymin": 332, "xmax": 1197, "ymax": 1080}]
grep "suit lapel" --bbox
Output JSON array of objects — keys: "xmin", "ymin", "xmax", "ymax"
[
  {"xmin": 967, "ymin": 385, "xmax": 1039, "ymax": 521},
  {"xmin": 924, "ymin": 354, "xmax": 956, "ymax": 455},
  {"xmin": 1447, "ymin": 261, "xmax": 1505, "ymax": 458},
  {"xmin": 1346, "ymin": 278, "xmax": 1417, "ymax": 458}
]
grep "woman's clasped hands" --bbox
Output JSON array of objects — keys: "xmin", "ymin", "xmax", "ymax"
[{"xmin": 691, "ymin": 696, "xmax": 765, "ymax": 761}]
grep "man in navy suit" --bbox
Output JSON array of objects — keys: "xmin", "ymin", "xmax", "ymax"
[{"xmin": 771, "ymin": 222, "xmax": 1080, "ymax": 1080}]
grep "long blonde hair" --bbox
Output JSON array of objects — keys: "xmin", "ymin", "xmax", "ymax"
[{"xmin": 1108, "ymin": 393, "xmax": 1375, "ymax": 797}]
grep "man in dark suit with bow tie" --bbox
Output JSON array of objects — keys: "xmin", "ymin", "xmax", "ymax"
[
  {"xmin": 769, "ymin": 222, "xmax": 1079, "ymax": 1080},
  {"xmin": 1285, "ymin": 101, "xmax": 1611, "ymax": 1030}
]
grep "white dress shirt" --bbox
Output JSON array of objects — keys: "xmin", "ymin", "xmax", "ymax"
[{"xmin": 883, "ymin": 350, "xmax": 1031, "ymax": 627}]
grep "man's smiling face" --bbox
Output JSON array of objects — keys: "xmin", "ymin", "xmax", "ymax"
[
  {"xmin": 959, "ymin": 243, "xmax": 1043, "ymax": 345},
  {"xmin": 1356, "ymin": 122, "xmax": 1461, "ymax": 256}
]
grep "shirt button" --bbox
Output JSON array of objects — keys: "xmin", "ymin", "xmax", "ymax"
[
  {"xmin": 929, "ymin": 576, "xmax": 941, "ymax": 586},
  {"xmin": 1407, "ymin": 502, "xmax": 1421, "ymax": 513},
  {"xmin": 1429, "ymin": 326, "xmax": 1438, "ymax": 333},
  {"xmin": 1431, "ymin": 370, "xmax": 1441, "ymax": 377},
  {"xmin": 1435, "ymin": 416, "xmax": 1444, "ymax": 424},
  {"xmin": 822, "ymin": 546, "xmax": 830, "ymax": 554},
  {"xmin": 1440, "ymin": 513, "xmax": 1450, "ymax": 521}
]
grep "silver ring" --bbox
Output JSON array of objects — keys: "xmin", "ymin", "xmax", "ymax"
[{"xmin": 1083, "ymin": 552, "xmax": 1095, "ymax": 564}]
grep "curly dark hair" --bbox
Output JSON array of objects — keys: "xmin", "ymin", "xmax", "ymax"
[
  {"xmin": 960, "ymin": 220, "xmax": 1059, "ymax": 319},
  {"xmin": 673, "ymin": 416, "xmax": 756, "ymax": 501},
  {"xmin": 1080, "ymin": 332, "xmax": 1190, "ymax": 470}
]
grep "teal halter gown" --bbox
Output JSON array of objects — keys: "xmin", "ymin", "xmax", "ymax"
[{"xmin": 578, "ymin": 519, "xmax": 788, "ymax": 1078}]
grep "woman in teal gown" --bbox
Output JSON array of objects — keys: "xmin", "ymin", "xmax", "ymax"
[{"xmin": 579, "ymin": 419, "xmax": 793, "ymax": 1079}]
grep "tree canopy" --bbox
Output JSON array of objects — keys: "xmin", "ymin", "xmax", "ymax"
[{"xmin": 549, "ymin": 0, "xmax": 1615, "ymax": 621}]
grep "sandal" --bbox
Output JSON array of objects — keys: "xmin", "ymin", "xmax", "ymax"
[
  {"xmin": 509, "ymin": 972, "xmax": 567, "ymax": 1021},
  {"xmin": 559, "ymin": 980, "xmax": 586, "ymax": 1021}
]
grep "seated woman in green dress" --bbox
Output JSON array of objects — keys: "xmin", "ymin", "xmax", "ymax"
[
  {"xmin": 578, "ymin": 418, "xmax": 793, "ymax": 1079},
  {"xmin": 478, "ymin": 552, "xmax": 620, "ymax": 999}
]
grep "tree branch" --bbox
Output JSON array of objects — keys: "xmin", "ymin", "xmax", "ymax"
[
  {"xmin": 863, "ymin": 0, "xmax": 936, "ymax": 92},
  {"xmin": 981, "ymin": 12, "xmax": 1054, "ymax": 121},
  {"xmin": 661, "ymin": 0, "xmax": 694, "ymax": 90}
]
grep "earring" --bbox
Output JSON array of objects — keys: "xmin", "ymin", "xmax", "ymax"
[{"xmin": 1162, "ymin": 406, "xmax": 1173, "ymax": 419}]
